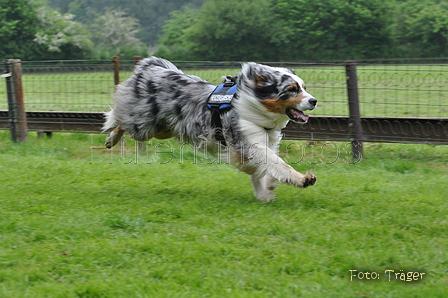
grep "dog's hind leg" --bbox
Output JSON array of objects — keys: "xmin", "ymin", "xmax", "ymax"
[{"xmin": 105, "ymin": 125, "xmax": 125, "ymax": 149}]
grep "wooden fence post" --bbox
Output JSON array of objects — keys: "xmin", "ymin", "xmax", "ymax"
[
  {"xmin": 113, "ymin": 56, "xmax": 120, "ymax": 86},
  {"xmin": 344, "ymin": 60, "xmax": 363, "ymax": 161},
  {"xmin": 133, "ymin": 56, "xmax": 141, "ymax": 66},
  {"xmin": 5, "ymin": 59, "xmax": 27, "ymax": 142}
]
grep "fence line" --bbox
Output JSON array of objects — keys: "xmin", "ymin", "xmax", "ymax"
[{"xmin": 1, "ymin": 58, "xmax": 447, "ymax": 157}]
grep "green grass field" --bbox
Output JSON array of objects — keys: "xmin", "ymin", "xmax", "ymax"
[
  {"xmin": 0, "ymin": 131, "xmax": 447, "ymax": 297},
  {"xmin": 1, "ymin": 64, "xmax": 447, "ymax": 118}
]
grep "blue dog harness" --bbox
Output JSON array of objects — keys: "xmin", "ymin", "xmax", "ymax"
[{"xmin": 207, "ymin": 76, "xmax": 238, "ymax": 145}]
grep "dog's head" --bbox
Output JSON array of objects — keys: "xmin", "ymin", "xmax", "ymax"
[{"xmin": 237, "ymin": 62, "xmax": 317, "ymax": 124}]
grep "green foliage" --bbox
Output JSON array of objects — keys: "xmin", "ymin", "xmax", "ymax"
[
  {"xmin": 155, "ymin": 8, "xmax": 200, "ymax": 60},
  {"xmin": 4, "ymin": 0, "xmax": 448, "ymax": 61},
  {"xmin": 0, "ymin": 0, "xmax": 93, "ymax": 60},
  {"xmin": 156, "ymin": 0, "xmax": 280, "ymax": 61},
  {"xmin": 273, "ymin": 0, "xmax": 393, "ymax": 60},
  {"xmin": 89, "ymin": 9, "xmax": 147, "ymax": 59},
  {"xmin": 0, "ymin": 0, "xmax": 46, "ymax": 60},
  {"xmin": 91, "ymin": 9, "xmax": 141, "ymax": 49},
  {"xmin": 391, "ymin": 0, "xmax": 448, "ymax": 57},
  {"xmin": 156, "ymin": 0, "xmax": 448, "ymax": 61},
  {"xmin": 50, "ymin": 0, "xmax": 203, "ymax": 46},
  {"xmin": 34, "ymin": 4, "xmax": 93, "ymax": 59},
  {"xmin": 0, "ymin": 0, "xmax": 155, "ymax": 61},
  {"xmin": 188, "ymin": 0, "xmax": 280, "ymax": 61}
]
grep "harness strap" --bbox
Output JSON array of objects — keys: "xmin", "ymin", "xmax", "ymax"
[
  {"xmin": 207, "ymin": 77, "xmax": 238, "ymax": 146},
  {"xmin": 210, "ymin": 108, "xmax": 226, "ymax": 145}
]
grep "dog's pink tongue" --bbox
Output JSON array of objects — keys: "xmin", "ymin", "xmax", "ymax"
[
  {"xmin": 300, "ymin": 113, "xmax": 310, "ymax": 122},
  {"xmin": 291, "ymin": 109, "xmax": 309, "ymax": 122}
]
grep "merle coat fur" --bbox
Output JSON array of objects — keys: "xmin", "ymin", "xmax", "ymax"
[{"xmin": 103, "ymin": 57, "xmax": 317, "ymax": 202}]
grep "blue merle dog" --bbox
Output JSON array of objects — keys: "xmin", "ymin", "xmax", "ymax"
[{"xmin": 103, "ymin": 57, "xmax": 317, "ymax": 202}]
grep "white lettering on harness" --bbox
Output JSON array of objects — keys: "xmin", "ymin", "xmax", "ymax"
[{"xmin": 209, "ymin": 94, "xmax": 233, "ymax": 103}]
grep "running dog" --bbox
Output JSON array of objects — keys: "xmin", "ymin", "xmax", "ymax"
[{"xmin": 103, "ymin": 57, "xmax": 317, "ymax": 202}]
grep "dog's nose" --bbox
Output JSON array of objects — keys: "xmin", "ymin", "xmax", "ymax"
[{"xmin": 309, "ymin": 98, "xmax": 317, "ymax": 107}]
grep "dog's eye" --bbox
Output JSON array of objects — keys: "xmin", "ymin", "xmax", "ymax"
[
  {"xmin": 279, "ymin": 93, "xmax": 289, "ymax": 101},
  {"xmin": 286, "ymin": 85, "xmax": 301, "ymax": 93}
]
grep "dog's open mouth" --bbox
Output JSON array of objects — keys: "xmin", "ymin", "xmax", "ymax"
[{"xmin": 285, "ymin": 107, "xmax": 310, "ymax": 123}]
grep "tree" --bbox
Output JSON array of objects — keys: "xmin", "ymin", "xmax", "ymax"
[
  {"xmin": 0, "ymin": 0, "xmax": 45, "ymax": 60},
  {"xmin": 154, "ymin": 8, "xmax": 200, "ymax": 60},
  {"xmin": 48, "ymin": 0, "xmax": 204, "ymax": 46},
  {"xmin": 273, "ymin": 0, "xmax": 393, "ymax": 60},
  {"xmin": 392, "ymin": 0, "xmax": 448, "ymax": 57},
  {"xmin": 90, "ymin": 9, "xmax": 147, "ymax": 59},
  {"xmin": 156, "ymin": 0, "xmax": 281, "ymax": 61},
  {"xmin": 34, "ymin": 4, "xmax": 93, "ymax": 59},
  {"xmin": 1, "ymin": 0, "xmax": 94, "ymax": 60}
]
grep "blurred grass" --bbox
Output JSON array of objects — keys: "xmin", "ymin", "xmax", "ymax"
[{"xmin": 0, "ymin": 131, "xmax": 447, "ymax": 297}]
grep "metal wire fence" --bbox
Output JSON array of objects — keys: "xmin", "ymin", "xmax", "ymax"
[
  {"xmin": 1, "ymin": 58, "xmax": 447, "ymax": 145},
  {"xmin": 1, "ymin": 60, "xmax": 134, "ymax": 112},
  {"xmin": 2, "ymin": 59, "xmax": 446, "ymax": 117},
  {"xmin": 356, "ymin": 63, "xmax": 448, "ymax": 118}
]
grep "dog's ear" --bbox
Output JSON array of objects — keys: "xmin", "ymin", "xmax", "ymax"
[
  {"xmin": 240, "ymin": 62, "xmax": 278, "ymax": 98},
  {"xmin": 241, "ymin": 62, "xmax": 274, "ymax": 86}
]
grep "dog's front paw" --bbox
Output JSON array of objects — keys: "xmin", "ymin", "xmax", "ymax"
[
  {"xmin": 302, "ymin": 171, "xmax": 317, "ymax": 188},
  {"xmin": 275, "ymin": 167, "xmax": 316, "ymax": 188}
]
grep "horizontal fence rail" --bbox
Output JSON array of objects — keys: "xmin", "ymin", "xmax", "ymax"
[
  {"xmin": 0, "ymin": 111, "xmax": 105, "ymax": 133},
  {"xmin": 1, "ymin": 57, "xmax": 447, "ymax": 151},
  {"xmin": 283, "ymin": 117, "xmax": 448, "ymax": 145},
  {"xmin": 0, "ymin": 112, "xmax": 446, "ymax": 145}
]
